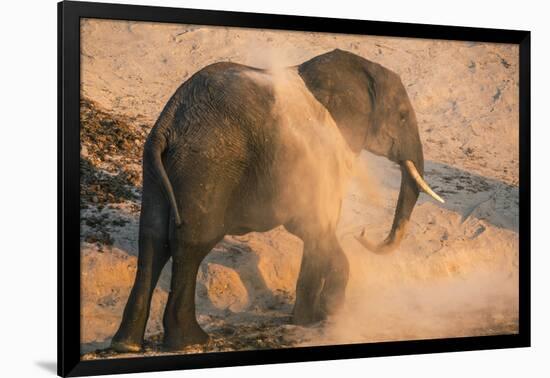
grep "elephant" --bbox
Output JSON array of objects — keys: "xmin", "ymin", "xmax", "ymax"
[{"xmin": 110, "ymin": 49, "xmax": 444, "ymax": 352}]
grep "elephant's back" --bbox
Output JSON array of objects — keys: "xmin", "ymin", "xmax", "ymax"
[
  {"xmin": 155, "ymin": 61, "xmax": 280, "ymax": 164},
  {"xmin": 174, "ymin": 62, "xmax": 278, "ymax": 130}
]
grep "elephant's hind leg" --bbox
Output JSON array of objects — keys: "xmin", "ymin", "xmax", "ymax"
[
  {"xmin": 162, "ymin": 230, "xmax": 221, "ymax": 350},
  {"xmin": 111, "ymin": 177, "xmax": 171, "ymax": 353}
]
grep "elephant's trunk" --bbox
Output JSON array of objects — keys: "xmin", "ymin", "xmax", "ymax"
[{"xmin": 355, "ymin": 158, "xmax": 443, "ymax": 254}]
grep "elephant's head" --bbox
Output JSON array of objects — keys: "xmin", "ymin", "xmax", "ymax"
[{"xmin": 298, "ymin": 49, "xmax": 444, "ymax": 254}]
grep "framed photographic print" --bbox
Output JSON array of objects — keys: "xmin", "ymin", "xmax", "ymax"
[{"xmin": 58, "ymin": 0, "xmax": 531, "ymax": 376}]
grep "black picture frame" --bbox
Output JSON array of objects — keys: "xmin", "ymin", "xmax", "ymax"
[{"xmin": 58, "ymin": 1, "xmax": 531, "ymax": 376}]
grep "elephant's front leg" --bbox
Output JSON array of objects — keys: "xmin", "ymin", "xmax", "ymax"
[
  {"xmin": 292, "ymin": 234, "xmax": 349, "ymax": 325},
  {"xmin": 293, "ymin": 240, "xmax": 327, "ymax": 325},
  {"xmin": 319, "ymin": 238, "xmax": 349, "ymax": 317}
]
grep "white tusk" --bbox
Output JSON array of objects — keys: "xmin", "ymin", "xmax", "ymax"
[{"xmin": 404, "ymin": 160, "xmax": 445, "ymax": 204}]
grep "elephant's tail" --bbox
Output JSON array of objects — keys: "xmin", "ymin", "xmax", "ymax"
[{"xmin": 144, "ymin": 133, "xmax": 182, "ymax": 227}]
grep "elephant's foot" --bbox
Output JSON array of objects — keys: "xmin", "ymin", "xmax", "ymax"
[
  {"xmin": 110, "ymin": 339, "xmax": 142, "ymax": 353},
  {"xmin": 292, "ymin": 306, "xmax": 326, "ymax": 326},
  {"xmin": 163, "ymin": 325, "xmax": 210, "ymax": 351},
  {"xmin": 320, "ymin": 291, "xmax": 345, "ymax": 319}
]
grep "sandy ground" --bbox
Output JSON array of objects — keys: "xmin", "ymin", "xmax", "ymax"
[{"xmin": 79, "ymin": 19, "xmax": 519, "ymax": 358}]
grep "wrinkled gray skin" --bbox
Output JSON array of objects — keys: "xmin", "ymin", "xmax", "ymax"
[{"xmin": 111, "ymin": 49, "xmax": 424, "ymax": 352}]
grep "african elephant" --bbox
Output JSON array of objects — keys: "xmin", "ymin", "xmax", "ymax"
[{"xmin": 111, "ymin": 49, "xmax": 443, "ymax": 352}]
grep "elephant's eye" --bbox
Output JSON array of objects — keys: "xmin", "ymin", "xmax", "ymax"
[{"xmin": 399, "ymin": 112, "xmax": 407, "ymax": 122}]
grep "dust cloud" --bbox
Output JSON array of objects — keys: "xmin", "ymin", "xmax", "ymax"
[
  {"xmin": 238, "ymin": 47, "xmax": 518, "ymax": 344},
  {"xmin": 322, "ymin": 152, "xmax": 519, "ymax": 345},
  {"xmin": 249, "ymin": 65, "xmax": 354, "ymax": 232}
]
